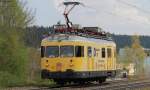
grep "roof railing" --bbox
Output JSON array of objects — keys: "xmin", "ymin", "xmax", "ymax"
[{"xmin": 52, "ymin": 24, "xmax": 112, "ymax": 40}]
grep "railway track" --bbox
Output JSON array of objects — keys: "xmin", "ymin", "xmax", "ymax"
[
  {"xmin": 93, "ymin": 79, "xmax": 150, "ymax": 90},
  {"xmin": 3, "ymin": 77, "xmax": 150, "ymax": 90}
]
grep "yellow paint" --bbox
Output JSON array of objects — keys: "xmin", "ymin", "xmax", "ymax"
[{"xmin": 41, "ymin": 37, "xmax": 116, "ymax": 72}]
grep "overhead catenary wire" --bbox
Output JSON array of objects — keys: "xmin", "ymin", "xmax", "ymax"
[
  {"xmin": 84, "ymin": 0, "xmax": 150, "ymax": 25},
  {"xmin": 115, "ymin": 0, "xmax": 150, "ymax": 14},
  {"xmin": 57, "ymin": 0, "xmax": 150, "ymax": 26}
]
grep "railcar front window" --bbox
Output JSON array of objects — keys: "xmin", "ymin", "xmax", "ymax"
[
  {"xmin": 46, "ymin": 46, "xmax": 59, "ymax": 58},
  {"xmin": 75, "ymin": 46, "xmax": 84, "ymax": 57},
  {"xmin": 41, "ymin": 46, "xmax": 45, "ymax": 57},
  {"xmin": 60, "ymin": 46, "xmax": 74, "ymax": 57}
]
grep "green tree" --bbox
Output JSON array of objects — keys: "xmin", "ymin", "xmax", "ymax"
[
  {"xmin": 118, "ymin": 46, "xmax": 133, "ymax": 66},
  {"xmin": 131, "ymin": 35, "xmax": 146, "ymax": 75},
  {"xmin": 118, "ymin": 35, "xmax": 146, "ymax": 75},
  {"xmin": 0, "ymin": 0, "xmax": 33, "ymax": 87}
]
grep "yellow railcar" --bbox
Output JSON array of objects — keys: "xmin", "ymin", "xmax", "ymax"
[{"xmin": 41, "ymin": 34, "xmax": 116, "ymax": 84}]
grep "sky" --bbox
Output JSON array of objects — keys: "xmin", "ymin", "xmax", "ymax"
[{"xmin": 23, "ymin": 0, "xmax": 150, "ymax": 35}]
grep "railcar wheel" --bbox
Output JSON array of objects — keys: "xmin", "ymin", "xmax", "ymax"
[
  {"xmin": 98, "ymin": 80, "xmax": 103, "ymax": 83},
  {"xmin": 79, "ymin": 81, "xmax": 86, "ymax": 85},
  {"xmin": 56, "ymin": 81, "xmax": 66, "ymax": 86},
  {"xmin": 98, "ymin": 77, "xmax": 106, "ymax": 83}
]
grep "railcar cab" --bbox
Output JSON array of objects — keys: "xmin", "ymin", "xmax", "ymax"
[
  {"xmin": 41, "ymin": 33, "xmax": 116, "ymax": 80},
  {"xmin": 41, "ymin": 35, "xmax": 86, "ymax": 79}
]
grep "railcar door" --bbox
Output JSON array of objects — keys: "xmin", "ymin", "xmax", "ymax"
[
  {"xmin": 87, "ymin": 47, "xmax": 93, "ymax": 71},
  {"xmin": 107, "ymin": 47, "xmax": 113, "ymax": 70}
]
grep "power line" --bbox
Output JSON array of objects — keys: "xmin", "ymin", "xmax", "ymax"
[
  {"xmin": 57, "ymin": 0, "xmax": 150, "ymax": 25},
  {"xmin": 83, "ymin": 6, "xmax": 150, "ymax": 25},
  {"xmin": 116, "ymin": 0, "xmax": 150, "ymax": 14}
]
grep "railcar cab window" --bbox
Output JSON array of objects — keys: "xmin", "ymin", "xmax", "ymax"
[
  {"xmin": 102, "ymin": 48, "xmax": 106, "ymax": 58},
  {"xmin": 107, "ymin": 48, "xmax": 112, "ymax": 58},
  {"xmin": 41, "ymin": 46, "xmax": 45, "ymax": 57},
  {"xmin": 60, "ymin": 46, "xmax": 74, "ymax": 57},
  {"xmin": 75, "ymin": 46, "xmax": 84, "ymax": 57},
  {"xmin": 88, "ymin": 47, "xmax": 92, "ymax": 57},
  {"xmin": 46, "ymin": 46, "xmax": 59, "ymax": 58}
]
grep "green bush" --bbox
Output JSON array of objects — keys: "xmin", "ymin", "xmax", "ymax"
[
  {"xmin": 0, "ymin": 0, "xmax": 33, "ymax": 87},
  {"xmin": 0, "ymin": 32, "xmax": 28, "ymax": 87},
  {"xmin": 0, "ymin": 72, "xmax": 27, "ymax": 88}
]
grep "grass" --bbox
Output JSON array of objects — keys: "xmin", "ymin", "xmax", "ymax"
[{"xmin": 137, "ymin": 87, "xmax": 150, "ymax": 90}]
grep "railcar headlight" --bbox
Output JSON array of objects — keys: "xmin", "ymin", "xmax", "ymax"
[
  {"xmin": 69, "ymin": 59, "xmax": 74, "ymax": 67},
  {"xmin": 45, "ymin": 64, "xmax": 49, "ymax": 67}
]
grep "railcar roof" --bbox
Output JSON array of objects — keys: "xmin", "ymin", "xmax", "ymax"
[{"xmin": 42, "ymin": 34, "xmax": 116, "ymax": 46}]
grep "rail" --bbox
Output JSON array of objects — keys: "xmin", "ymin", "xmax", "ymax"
[{"xmin": 3, "ymin": 77, "xmax": 150, "ymax": 90}]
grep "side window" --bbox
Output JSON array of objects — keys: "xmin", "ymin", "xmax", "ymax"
[
  {"xmin": 102, "ymin": 48, "xmax": 105, "ymax": 58},
  {"xmin": 114, "ymin": 48, "xmax": 116, "ymax": 58},
  {"xmin": 107, "ymin": 48, "xmax": 112, "ymax": 58},
  {"xmin": 94, "ymin": 48, "xmax": 96, "ymax": 57},
  {"xmin": 75, "ymin": 46, "xmax": 84, "ymax": 57},
  {"xmin": 96, "ymin": 49, "xmax": 100, "ymax": 57},
  {"xmin": 88, "ymin": 47, "xmax": 92, "ymax": 57},
  {"xmin": 41, "ymin": 46, "xmax": 45, "ymax": 57}
]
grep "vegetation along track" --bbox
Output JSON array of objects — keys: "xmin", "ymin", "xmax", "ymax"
[{"xmin": 4, "ymin": 77, "xmax": 150, "ymax": 90}]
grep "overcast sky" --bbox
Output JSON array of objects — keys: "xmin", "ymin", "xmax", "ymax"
[{"xmin": 24, "ymin": 0, "xmax": 150, "ymax": 35}]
